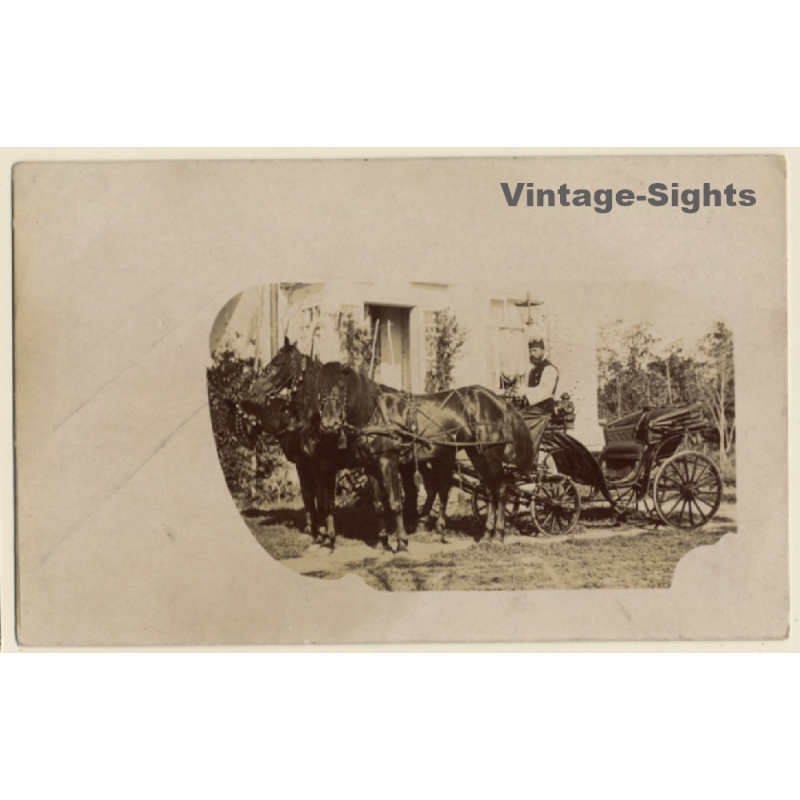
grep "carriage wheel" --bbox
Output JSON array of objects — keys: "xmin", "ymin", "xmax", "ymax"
[
  {"xmin": 531, "ymin": 475, "xmax": 581, "ymax": 536},
  {"xmin": 652, "ymin": 451, "xmax": 722, "ymax": 529},
  {"xmin": 471, "ymin": 487, "xmax": 521, "ymax": 526}
]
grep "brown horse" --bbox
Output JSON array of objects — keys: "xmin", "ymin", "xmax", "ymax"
[
  {"xmin": 230, "ymin": 390, "xmax": 324, "ymax": 538},
  {"xmin": 233, "ymin": 339, "xmax": 416, "ymax": 551},
  {"xmin": 317, "ymin": 362, "xmax": 534, "ymax": 549}
]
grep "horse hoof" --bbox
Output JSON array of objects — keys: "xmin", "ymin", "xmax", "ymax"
[{"xmin": 396, "ymin": 543, "xmax": 409, "ymax": 554}]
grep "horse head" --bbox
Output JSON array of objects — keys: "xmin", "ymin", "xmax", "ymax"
[
  {"xmin": 258, "ymin": 338, "xmax": 304, "ymax": 396},
  {"xmin": 317, "ymin": 363, "xmax": 356, "ymax": 451},
  {"xmin": 318, "ymin": 381, "xmax": 347, "ymax": 436}
]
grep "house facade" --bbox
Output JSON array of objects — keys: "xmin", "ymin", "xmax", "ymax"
[{"xmin": 211, "ymin": 281, "xmax": 603, "ymax": 446}]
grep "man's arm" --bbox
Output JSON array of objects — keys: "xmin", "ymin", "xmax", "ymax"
[{"xmin": 522, "ymin": 365, "xmax": 558, "ymax": 406}]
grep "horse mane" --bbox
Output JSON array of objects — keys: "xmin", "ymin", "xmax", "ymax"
[
  {"xmin": 317, "ymin": 362, "xmax": 380, "ymax": 427},
  {"xmin": 240, "ymin": 344, "xmax": 320, "ymax": 419}
]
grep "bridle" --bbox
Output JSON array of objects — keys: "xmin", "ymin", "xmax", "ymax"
[
  {"xmin": 318, "ymin": 378, "xmax": 350, "ymax": 448},
  {"xmin": 232, "ymin": 350, "xmax": 312, "ymax": 446}
]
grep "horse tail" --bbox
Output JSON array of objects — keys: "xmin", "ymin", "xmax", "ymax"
[{"xmin": 504, "ymin": 403, "xmax": 534, "ymax": 472}]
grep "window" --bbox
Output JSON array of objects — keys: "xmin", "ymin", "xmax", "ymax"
[{"xmin": 488, "ymin": 298, "xmax": 531, "ymax": 388}]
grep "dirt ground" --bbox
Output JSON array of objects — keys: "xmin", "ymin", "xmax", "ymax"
[{"xmin": 237, "ymin": 486, "xmax": 736, "ymax": 591}]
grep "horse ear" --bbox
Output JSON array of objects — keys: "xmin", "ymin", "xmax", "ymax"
[
  {"xmin": 313, "ymin": 353, "xmax": 321, "ymax": 363},
  {"xmin": 284, "ymin": 335, "xmax": 291, "ymax": 348}
]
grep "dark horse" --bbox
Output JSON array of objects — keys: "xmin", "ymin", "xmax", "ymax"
[
  {"xmin": 317, "ymin": 361, "xmax": 534, "ymax": 549},
  {"xmin": 231, "ymin": 339, "xmax": 416, "ymax": 552},
  {"xmin": 230, "ymin": 384, "xmax": 322, "ymax": 537}
]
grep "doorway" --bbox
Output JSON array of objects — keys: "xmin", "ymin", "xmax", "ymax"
[{"xmin": 365, "ymin": 305, "xmax": 411, "ymax": 390}]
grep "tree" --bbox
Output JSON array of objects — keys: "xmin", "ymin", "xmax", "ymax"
[
  {"xmin": 596, "ymin": 317, "xmax": 736, "ymax": 474},
  {"xmin": 598, "ymin": 320, "xmax": 625, "ymax": 419},
  {"xmin": 337, "ymin": 311, "xmax": 379, "ymax": 375},
  {"xmin": 597, "ymin": 320, "xmax": 664, "ymax": 419},
  {"xmin": 648, "ymin": 342, "xmax": 696, "ymax": 407},
  {"xmin": 694, "ymin": 322, "xmax": 735, "ymax": 469},
  {"xmin": 425, "ymin": 309, "xmax": 467, "ymax": 392}
]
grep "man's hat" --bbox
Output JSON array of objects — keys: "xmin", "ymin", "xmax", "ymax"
[{"xmin": 528, "ymin": 337, "xmax": 545, "ymax": 349}]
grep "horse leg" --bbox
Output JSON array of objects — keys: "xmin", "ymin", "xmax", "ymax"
[
  {"xmin": 369, "ymin": 472, "xmax": 391, "ymax": 552},
  {"xmin": 468, "ymin": 452, "xmax": 498, "ymax": 542},
  {"xmin": 432, "ymin": 457, "xmax": 454, "ymax": 543},
  {"xmin": 316, "ymin": 465, "xmax": 337, "ymax": 551},
  {"xmin": 494, "ymin": 472, "xmax": 507, "ymax": 544},
  {"xmin": 379, "ymin": 456, "xmax": 407, "ymax": 553},
  {"xmin": 400, "ymin": 464, "xmax": 419, "ymax": 534},
  {"xmin": 296, "ymin": 460, "xmax": 318, "ymax": 536},
  {"xmin": 417, "ymin": 462, "xmax": 437, "ymax": 527},
  {"xmin": 487, "ymin": 448, "xmax": 508, "ymax": 543}
]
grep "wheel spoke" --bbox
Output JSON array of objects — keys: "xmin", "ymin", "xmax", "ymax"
[
  {"xmin": 663, "ymin": 495, "xmax": 683, "ymax": 517},
  {"xmin": 654, "ymin": 454, "xmax": 721, "ymax": 529},
  {"xmin": 697, "ymin": 486, "xmax": 720, "ymax": 500},
  {"xmin": 691, "ymin": 495, "xmax": 714, "ymax": 511},
  {"xmin": 688, "ymin": 497, "xmax": 711, "ymax": 523},
  {"xmin": 657, "ymin": 489, "xmax": 682, "ymax": 506},
  {"xmin": 693, "ymin": 462, "xmax": 711, "ymax": 484}
]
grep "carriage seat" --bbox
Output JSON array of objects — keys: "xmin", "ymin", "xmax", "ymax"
[{"xmin": 601, "ymin": 442, "xmax": 645, "ymax": 462}]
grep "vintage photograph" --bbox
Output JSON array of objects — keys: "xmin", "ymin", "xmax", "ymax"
[
  {"xmin": 209, "ymin": 280, "xmax": 734, "ymax": 590},
  {"xmin": 10, "ymin": 155, "xmax": 786, "ymax": 645}
]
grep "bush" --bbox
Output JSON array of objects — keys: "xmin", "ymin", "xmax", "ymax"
[{"xmin": 207, "ymin": 345, "xmax": 298, "ymax": 504}]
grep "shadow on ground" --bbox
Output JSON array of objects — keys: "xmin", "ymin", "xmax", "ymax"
[{"xmin": 236, "ymin": 496, "xmax": 737, "ymax": 590}]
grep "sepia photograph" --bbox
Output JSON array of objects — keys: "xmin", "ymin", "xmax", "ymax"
[{"xmin": 210, "ymin": 279, "xmax": 734, "ymax": 590}]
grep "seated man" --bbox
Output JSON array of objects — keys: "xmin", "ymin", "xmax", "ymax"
[{"xmin": 520, "ymin": 337, "xmax": 559, "ymax": 457}]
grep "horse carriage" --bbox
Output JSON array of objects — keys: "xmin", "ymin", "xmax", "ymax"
[
  {"xmin": 494, "ymin": 379, "xmax": 724, "ymax": 532},
  {"xmin": 228, "ymin": 339, "xmax": 723, "ymax": 552},
  {"xmin": 576, "ymin": 403, "xmax": 724, "ymax": 529}
]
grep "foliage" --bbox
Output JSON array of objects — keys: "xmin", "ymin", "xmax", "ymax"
[
  {"xmin": 425, "ymin": 309, "xmax": 467, "ymax": 392},
  {"xmin": 695, "ymin": 322, "xmax": 736, "ymax": 469},
  {"xmin": 597, "ymin": 320, "xmax": 735, "ymax": 470},
  {"xmin": 338, "ymin": 311, "xmax": 379, "ymax": 375},
  {"xmin": 598, "ymin": 321, "xmax": 697, "ymax": 417},
  {"xmin": 207, "ymin": 344, "xmax": 297, "ymax": 503}
]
